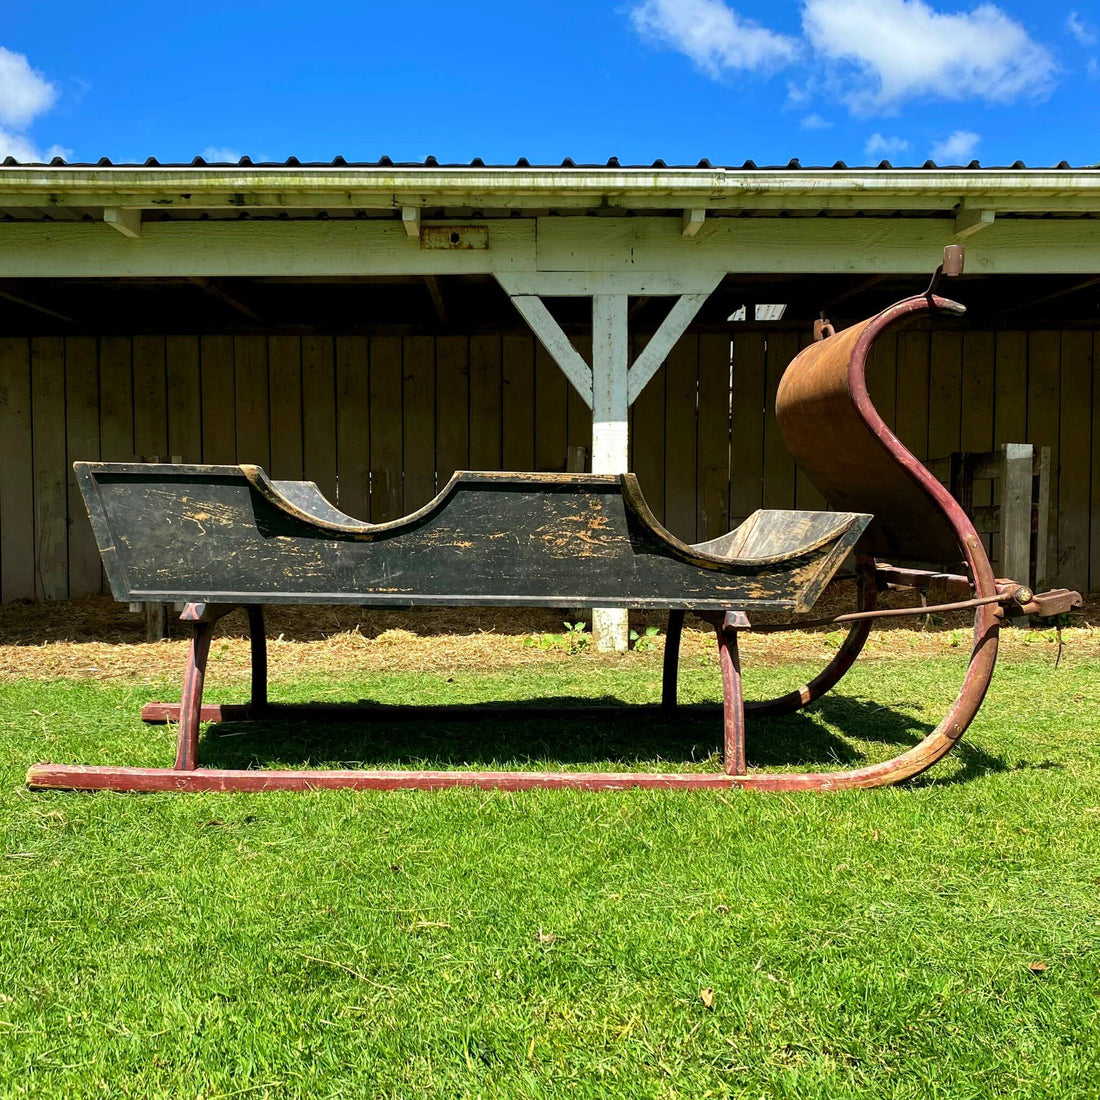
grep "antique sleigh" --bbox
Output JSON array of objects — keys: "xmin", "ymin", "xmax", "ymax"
[{"xmin": 28, "ymin": 261, "xmax": 1081, "ymax": 794}]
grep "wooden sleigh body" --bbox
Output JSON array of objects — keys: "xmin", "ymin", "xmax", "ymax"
[
  {"xmin": 28, "ymin": 290, "xmax": 1081, "ymax": 795},
  {"xmin": 64, "ymin": 464, "xmax": 869, "ymax": 613}
]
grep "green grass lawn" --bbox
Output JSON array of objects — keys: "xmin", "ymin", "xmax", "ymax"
[{"xmin": 2, "ymin": 651, "xmax": 1099, "ymax": 1098}]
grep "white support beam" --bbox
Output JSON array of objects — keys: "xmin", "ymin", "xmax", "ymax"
[
  {"xmin": 9, "ymin": 216, "xmax": 1100, "ymax": 278},
  {"xmin": 682, "ymin": 208, "xmax": 706, "ymax": 237},
  {"xmin": 401, "ymin": 206, "xmax": 421, "ymax": 238},
  {"xmin": 508, "ymin": 295, "xmax": 593, "ymax": 406},
  {"xmin": 0, "ymin": 220, "xmax": 535, "ymax": 277},
  {"xmin": 954, "ymin": 208, "xmax": 995, "ymax": 238},
  {"xmin": 103, "ymin": 207, "xmax": 142, "ymax": 238},
  {"xmin": 498, "ymin": 270, "xmax": 727, "ymax": 296},
  {"xmin": 627, "ymin": 289, "xmax": 719, "ymax": 403},
  {"xmin": 591, "ymin": 294, "xmax": 630, "ymax": 652}
]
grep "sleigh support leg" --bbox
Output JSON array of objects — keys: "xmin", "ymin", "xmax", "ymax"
[
  {"xmin": 716, "ymin": 611, "xmax": 748, "ymax": 776},
  {"xmin": 174, "ymin": 620, "xmax": 214, "ymax": 771},
  {"xmin": 246, "ymin": 605, "xmax": 268, "ymax": 714},
  {"xmin": 662, "ymin": 609, "xmax": 685, "ymax": 709},
  {"xmin": 142, "ymin": 603, "xmax": 260, "ymax": 725}
]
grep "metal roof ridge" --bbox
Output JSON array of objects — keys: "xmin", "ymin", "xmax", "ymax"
[{"xmin": 0, "ymin": 158, "xmax": 1097, "ymax": 172}]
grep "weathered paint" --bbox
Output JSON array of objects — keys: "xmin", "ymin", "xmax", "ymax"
[{"xmin": 75, "ymin": 464, "xmax": 870, "ymax": 611}]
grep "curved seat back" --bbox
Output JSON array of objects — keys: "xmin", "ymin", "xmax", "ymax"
[{"xmin": 776, "ymin": 294, "xmax": 971, "ymax": 567}]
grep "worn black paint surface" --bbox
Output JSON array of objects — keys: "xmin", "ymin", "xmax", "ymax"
[{"xmin": 76, "ymin": 464, "xmax": 870, "ymax": 612}]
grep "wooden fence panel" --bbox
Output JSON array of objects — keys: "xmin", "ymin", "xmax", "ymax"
[
  {"xmin": 794, "ymin": 329, "xmax": 828, "ymax": 511},
  {"xmin": 335, "ymin": 334, "xmax": 370, "ymax": 518},
  {"xmin": 994, "ymin": 332, "xmax": 1029, "ymax": 446},
  {"xmin": 928, "ymin": 331, "xmax": 963, "ymax": 460},
  {"xmin": 469, "ymin": 334, "xmax": 502, "ymax": 471},
  {"xmin": 302, "ymin": 336, "xmax": 336, "ymax": 502},
  {"xmin": 369, "ymin": 335, "xmax": 403, "ymax": 521},
  {"xmin": 233, "ymin": 333, "xmax": 270, "ymax": 469},
  {"xmin": 697, "ymin": 333, "xmax": 731, "ymax": 541},
  {"xmin": 1091, "ymin": 333, "xmax": 1100, "ymax": 594},
  {"xmin": 630, "ymin": 334, "xmax": 666, "ymax": 522},
  {"xmin": 1059, "ymin": 331, "xmax": 1092, "ymax": 592},
  {"xmin": 0, "ymin": 337, "xmax": 34, "ymax": 601},
  {"xmin": 400, "ymin": 334, "xmax": 435, "ymax": 511},
  {"xmin": 567, "ymin": 335, "xmax": 592, "ymax": 470},
  {"xmin": 436, "ymin": 335, "xmax": 470, "ymax": 484},
  {"xmin": 133, "ymin": 335, "xmax": 167, "ymax": 462},
  {"xmin": 663, "ymin": 334, "xmax": 698, "ymax": 541},
  {"xmin": 763, "ymin": 331, "xmax": 798, "ymax": 510},
  {"xmin": 31, "ymin": 337, "xmax": 67, "ymax": 600},
  {"xmin": 99, "ymin": 337, "xmax": 133, "ymax": 463},
  {"xmin": 167, "ymin": 335, "xmax": 202, "ymax": 464},
  {"xmin": 2, "ymin": 326, "xmax": 1099, "ymax": 603},
  {"xmin": 199, "ymin": 335, "xmax": 234, "ymax": 464},
  {"xmin": 1027, "ymin": 331, "xmax": 1061, "ymax": 586},
  {"xmin": 729, "ymin": 332, "xmax": 765, "ymax": 526},
  {"xmin": 267, "ymin": 335, "xmax": 303, "ymax": 481},
  {"xmin": 992, "ymin": 331, "xmax": 1028, "ymax": 570},
  {"xmin": 501, "ymin": 333, "xmax": 535, "ymax": 472},
  {"xmin": 961, "ymin": 331, "xmax": 996, "ymax": 559},
  {"xmin": 533, "ymin": 341, "xmax": 565, "ymax": 474},
  {"xmin": 64, "ymin": 336, "xmax": 101, "ymax": 597},
  {"xmin": 895, "ymin": 331, "xmax": 930, "ymax": 460}
]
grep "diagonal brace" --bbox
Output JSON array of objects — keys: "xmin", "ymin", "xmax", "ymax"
[
  {"xmin": 509, "ymin": 294, "xmax": 593, "ymax": 406},
  {"xmin": 627, "ymin": 292, "xmax": 714, "ymax": 403}
]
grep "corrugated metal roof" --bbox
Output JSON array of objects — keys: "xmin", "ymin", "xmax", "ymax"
[{"xmin": 0, "ymin": 155, "xmax": 1089, "ymax": 170}]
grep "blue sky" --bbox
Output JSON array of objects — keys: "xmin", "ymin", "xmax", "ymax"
[{"xmin": 2, "ymin": 0, "xmax": 1099, "ymax": 167}]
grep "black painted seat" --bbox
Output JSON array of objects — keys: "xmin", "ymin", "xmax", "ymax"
[{"xmin": 76, "ymin": 462, "xmax": 870, "ymax": 614}]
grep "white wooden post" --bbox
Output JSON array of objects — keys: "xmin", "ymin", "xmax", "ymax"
[
  {"xmin": 498, "ymin": 274, "xmax": 721, "ymax": 653},
  {"xmin": 591, "ymin": 294, "xmax": 630, "ymax": 651}
]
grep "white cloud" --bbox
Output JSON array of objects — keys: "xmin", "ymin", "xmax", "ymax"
[
  {"xmin": 0, "ymin": 126, "xmax": 69, "ymax": 163},
  {"xmin": 1088, "ymin": 57, "xmax": 1100, "ymax": 79},
  {"xmin": 628, "ymin": 0, "xmax": 1058, "ymax": 117},
  {"xmin": 803, "ymin": 0, "xmax": 1057, "ymax": 112},
  {"xmin": 1067, "ymin": 11, "xmax": 1096, "ymax": 45},
  {"xmin": 930, "ymin": 129, "xmax": 979, "ymax": 161},
  {"xmin": 201, "ymin": 145, "xmax": 243, "ymax": 163},
  {"xmin": 630, "ymin": 0, "xmax": 800, "ymax": 76},
  {"xmin": 0, "ymin": 127, "xmax": 44, "ymax": 161},
  {"xmin": 0, "ymin": 47, "xmax": 56, "ymax": 128},
  {"xmin": 801, "ymin": 112, "xmax": 832, "ymax": 128},
  {"xmin": 864, "ymin": 133, "xmax": 910, "ymax": 159},
  {"xmin": 0, "ymin": 47, "xmax": 67, "ymax": 161}
]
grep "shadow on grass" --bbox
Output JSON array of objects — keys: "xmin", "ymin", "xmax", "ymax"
[
  {"xmin": 807, "ymin": 693, "xmax": 1007, "ymax": 787},
  {"xmin": 193, "ymin": 692, "xmax": 1005, "ymax": 781}
]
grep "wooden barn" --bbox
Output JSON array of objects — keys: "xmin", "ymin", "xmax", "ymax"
[{"xmin": 0, "ymin": 158, "xmax": 1096, "ymax": 645}]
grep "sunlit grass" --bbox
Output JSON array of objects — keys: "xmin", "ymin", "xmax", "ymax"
[{"xmin": 1, "ymin": 652, "xmax": 1098, "ymax": 1098}]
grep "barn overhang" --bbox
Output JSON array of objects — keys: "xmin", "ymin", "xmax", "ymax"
[
  {"xmin": 2, "ymin": 162, "xmax": 1097, "ymax": 645},
  {"xmin": 0, "ymin": 164, "xmax": 1099, "ymax": 279}
]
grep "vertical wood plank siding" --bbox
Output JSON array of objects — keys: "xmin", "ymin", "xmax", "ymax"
[
  {"xmin": 0, "ymin": 337, "xmax": 34, "ymax": 600},
  {"xmin": 0, "ymin": 329, "xmax": 1097, "ymax": 602}
]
